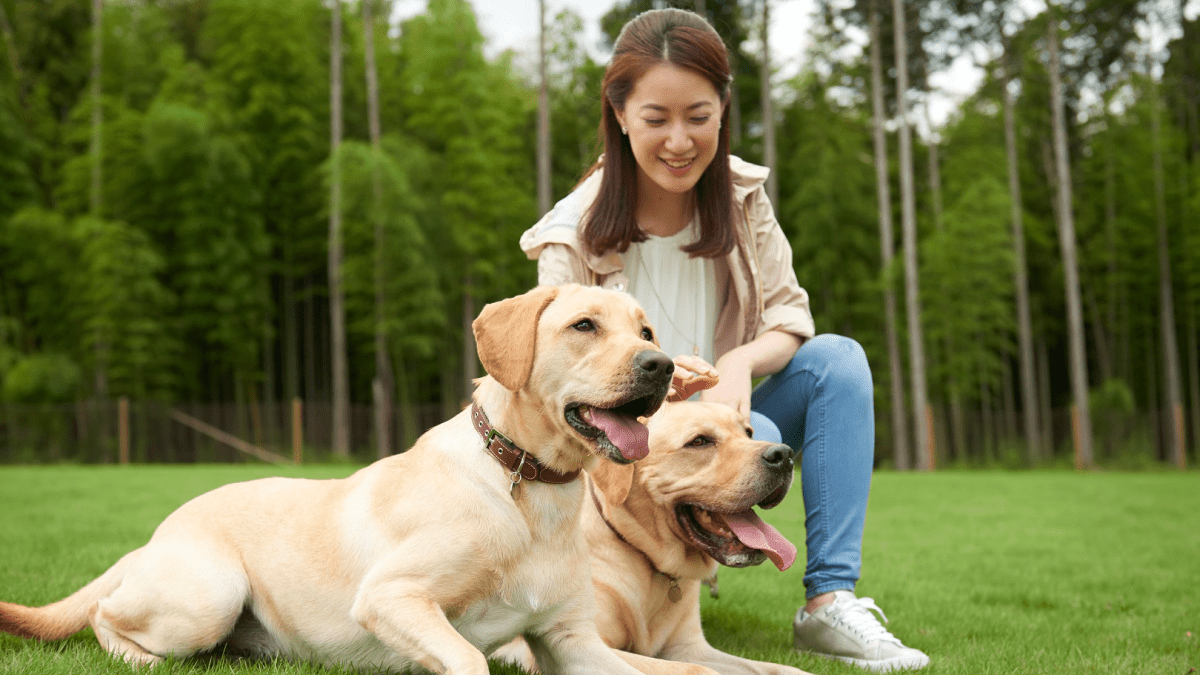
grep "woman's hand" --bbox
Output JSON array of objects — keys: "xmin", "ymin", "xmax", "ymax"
[
  {"xmin": 701, "ymin": 350, "xmax": 754, "ymax": 420},
  {"xmin": 668, "ymin": 355, "xmax": 720, "ymax": 402},
  {"xmin": 700, "ymin": 331, "xmax": 804, "ymax": 421}
]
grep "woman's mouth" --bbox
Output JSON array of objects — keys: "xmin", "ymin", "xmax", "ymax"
[{"xmin": 660, "ymin": 157, "xmax": 695, "ymax": 175}]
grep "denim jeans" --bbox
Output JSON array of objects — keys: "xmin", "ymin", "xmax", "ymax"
[{"xmin": 749, "ymin": 334, "xmax": 874, "ymax": 599}]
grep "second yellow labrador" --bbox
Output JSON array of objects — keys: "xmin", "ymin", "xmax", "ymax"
[
  {"xmin": 498, "ymin": 398, "xmax": 815, "ymax": 675},
  {"xmin": 0, "ymin": 285, "xmax": 713, "ymax": 675}
]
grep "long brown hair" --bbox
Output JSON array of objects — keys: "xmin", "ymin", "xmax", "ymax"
[{"xmin": 580, "ymin": 8, "xmax": 735, "ymax": 259}]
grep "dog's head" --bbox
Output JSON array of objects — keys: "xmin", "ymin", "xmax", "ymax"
[
  {"xmin": 473, "ymin": 284, "xmax": 673, "ymax": 467},
  {"xmin": 591, "ymin": 401, "xmax": 797, "ymax": 571}
]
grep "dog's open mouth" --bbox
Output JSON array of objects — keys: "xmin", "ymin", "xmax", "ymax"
[
  {"xmin": 565, "ymin": 393, "xmax": 661, "ymax": 464},
  {"xmin": 675, "ymin": 481, "xmax": 796, "ymax": 571}
]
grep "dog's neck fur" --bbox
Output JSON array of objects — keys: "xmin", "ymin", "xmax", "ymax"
[
  {"xmin": 589, "ymin": 470, "xmax": 719, "ymax": 583},
  {"xmin": 473, "ymin": 376, "xmax": 600, "ymax": 477}
]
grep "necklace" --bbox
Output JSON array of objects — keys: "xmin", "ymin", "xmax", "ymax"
[{"xmin": 634, "ymin": 247, "xmax": 702, "ymax": 357}]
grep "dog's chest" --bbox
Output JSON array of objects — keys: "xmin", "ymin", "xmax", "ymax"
[{"xmin": 452, "ymin": 490, "xmax": 589, "ymax": 651}]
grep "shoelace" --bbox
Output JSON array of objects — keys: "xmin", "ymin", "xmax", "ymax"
[{"xmin": 831, "ymin": 596, "xmax": 903, "ymax": 645}]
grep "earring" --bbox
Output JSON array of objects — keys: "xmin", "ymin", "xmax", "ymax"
[{"xmin": 621, "ymin": 126, "xmax": 628, "ymax": 135}]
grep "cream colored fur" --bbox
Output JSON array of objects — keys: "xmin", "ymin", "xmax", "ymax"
[
  {"xmin": 496, "ymin": 401, "xmax": 816, "ymax": 675},
  {"xmin": 0, "ymin": 285, "xmax": 711, "ymax": 675}
]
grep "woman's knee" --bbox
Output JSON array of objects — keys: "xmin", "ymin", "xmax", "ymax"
[{"xmin": 796, "ymin": 334, "xmax": 873, "ymax": 395}]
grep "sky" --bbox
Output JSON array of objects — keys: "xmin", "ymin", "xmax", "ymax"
[
  {"xmin": 393, "ymin": 0, "xmax": 1200, "ymax": 130},
  {"xmin": 393, "ymin": 0, "xmax": 817, "ymax": 77}
]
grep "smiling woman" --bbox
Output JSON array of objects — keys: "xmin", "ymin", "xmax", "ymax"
[{"xmin": 518, "ymin": 7, "xmax": 931, "ymax": 673}]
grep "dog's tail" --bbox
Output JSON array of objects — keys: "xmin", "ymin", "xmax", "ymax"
[{"xmin": 0, "ymin": 549, "xmax": 139, "ymax": 641}]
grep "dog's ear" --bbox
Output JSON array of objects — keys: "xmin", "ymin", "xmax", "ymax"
[
  {"xmin": 590, "ymin": 460, "xmax": 636, "ymax": 506},
  {"xmin": 473, "ymin": 285, "xmax": 560, "ymax": 391}
]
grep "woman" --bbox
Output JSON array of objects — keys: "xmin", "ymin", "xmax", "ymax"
[{"xmin": 519, "ymin": 8, "xmax": 928, "ymax": 673}]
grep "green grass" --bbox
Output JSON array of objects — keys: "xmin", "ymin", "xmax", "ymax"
[{"xmin": 1, "ymin": 466, "xmax": 1198, "ymax": 674}]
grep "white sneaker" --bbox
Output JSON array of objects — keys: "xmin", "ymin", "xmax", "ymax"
[{"xmin": 793, "ymin": 590, "xmax": 930, "ymax": 672}]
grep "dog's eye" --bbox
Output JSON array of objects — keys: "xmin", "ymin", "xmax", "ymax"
[
  {"xmin": 687, "ymin": 435, "xmax": 712, "ymax": 448},
  {"xmin": 572, "ymin": 319, "xmax": 595, "ymax": 332},
  {"xmin": 745, "ymin": 427, "xmax": 754, "ymax": 438},
  {"xmin": 641, "ymin": 327, "xmax": 654, "ymax": 342}
]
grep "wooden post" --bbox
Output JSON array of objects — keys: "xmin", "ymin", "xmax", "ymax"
[
  {"xmin": 1174, "ymin": 404, "xmax": 1186, "ymax": 469},
  {"xmin": 292, "ymin": 397, "xmax": 303, "ymax": 464},
  {"xmin": 118, "ymin": 396, "xmax": 130, "ymax": 465},
  {"xmin": 925, "ymin": 404, "xmax": 936, "ymax": 470},
  {"xmin": 1071, "ymin": 405, "xmax": 1082, "ymax": 470}
]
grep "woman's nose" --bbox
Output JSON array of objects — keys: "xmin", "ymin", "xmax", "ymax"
[{"xmin": 665, "ymin": 122, "xmax": 693, "ymax": 153}]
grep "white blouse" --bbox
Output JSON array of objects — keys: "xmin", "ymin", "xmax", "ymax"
[{"xmin": 624, "ymin": 218, "xmax": 718, "ymax": 365}]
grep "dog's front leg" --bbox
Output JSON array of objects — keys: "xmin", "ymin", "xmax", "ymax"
[
  {"xmin": 352, "ymin": 579, "xmax": 487, "ymax": 675},
  {"xmin": 661, "ymin": 642, "xmax": 816, "ymax": 675},
  {"xmin": 525, "ymin": 627, "xmax": 644, "ymax": 675}
]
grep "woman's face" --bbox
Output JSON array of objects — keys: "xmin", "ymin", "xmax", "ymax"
[{"xmin": 616, "ymin": 63, "xmax": 723, "ymax": 198}]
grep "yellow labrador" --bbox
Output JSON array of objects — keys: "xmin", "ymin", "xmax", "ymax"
[
  {"xmin": 497, "ymin": 398, "xmax": 815, "ymax": 675},
  {"xmin": 0, "ymin": 285, "xmax": 711, "ymax": 675}
]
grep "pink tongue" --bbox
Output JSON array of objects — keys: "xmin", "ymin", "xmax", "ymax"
[
  {"xmin": 717, "ymin": 510, "xmax": 797, "ymax": 571},
  {"xmin": 586, "ymin": 408, "xmax": 650, "ymax": 461}
]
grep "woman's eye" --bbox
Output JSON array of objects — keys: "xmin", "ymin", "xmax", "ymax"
[
  {"xmin": 687, "ymin": 436, "xmax": 711, "ymax": 447},
  {"xmin": 691, "ymin": 116, "xmax": 710, "ymax": 125},
  {"xmin": 644, "ymin": 119, "xmax": 666, "ymax": 126},
  {"xmin": 572, "ymin": 319, "xmax": 595, "ymax": 332},
  {"xmin": 641, "ymin": 327, "xmax": 654, "ymax": 341}
]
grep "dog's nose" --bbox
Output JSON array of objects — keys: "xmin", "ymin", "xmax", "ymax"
[
  {"xmin": 633, "ymin": 350, "xmax": 674, "ymax": 380},
  {"xmin": 761, "ymin": 444, "xmax": 793, "ymax": 470}
]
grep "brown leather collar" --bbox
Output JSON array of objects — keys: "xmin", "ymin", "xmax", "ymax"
[
  {"xmin": 471, "ymin": 402, "xmax": 581, "ymax": 490},
  {"xmin": 587, "ymin": 475, "xmax": 682, "ymax": 602}
]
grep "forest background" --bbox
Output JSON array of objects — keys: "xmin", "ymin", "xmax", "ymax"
[{"xmin": 0, "ymin": 0, "xmax": 1197, "ymax": 470}]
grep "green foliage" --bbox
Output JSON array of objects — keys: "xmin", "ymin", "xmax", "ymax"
[
  {"xmin": 0, "ymin": 208, "xmax": 81, "ymax": 355},
  {"xmin": 326, "ymin": 138, "xmax": 446, "ymax": 384},
  {"xmin": 1, "ymin": 352, "xmax": 79, "ymax": 403},
  {"xmin": 74, "ymin": 215, "xmax": 178, "ymax": 399},
  {"xmin": 0, "ymin": 0, "xmax": 1195, "ymax": 466},
  {"xmin": 544, "ymin": 7, "xmax": 605, "ymax": 197},
  {"xmin": 922, "ymin": 174, "xmax": 1016, "ymax": 398},
  {"xmin": 778, "ymin": 72, "xmax": 879, "ymax": 342}
]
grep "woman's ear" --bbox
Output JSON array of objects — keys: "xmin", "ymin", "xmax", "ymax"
[{"xmin": 613, "ymin": 107, "xmax": 626, "ymax": 132}]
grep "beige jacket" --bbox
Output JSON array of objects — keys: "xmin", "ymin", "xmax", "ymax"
[{"xmin": 519, "ymin": 156, "xmax": 814, "ymax": 362}]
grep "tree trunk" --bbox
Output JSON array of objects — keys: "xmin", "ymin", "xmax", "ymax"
[
  {"xmin": 364, "ymin": 0, "xmax": 393, "ymax": 459},
  {"xmin": 1146, "ymin": 332, "xmax": 1160, "ymax": 458},
  {"xmin": 1150, "ymin": 72, "xmax": 1185, "ymax": 469},
  {"xmin": 283, "ymin": 244, "xmax": 298, "ymax": 403},
  {"xmin": 950, "ymin": 383, "xmax": 966, "ymax": 463},
  {"xmin": 90, "ymin": 0, "xmax": 103, "ymax": 218},
  {"xmin": 1187, "ymin": 301, "xmax": 1199, "ymax": 460},
  {"xmin": 891, "ymin": 0, "xmax": 930, "ymax": 470},
  {"xmin": 1045, "ymin": 12, "xmax": 1093, "ymax": 468},
  {"xmin": 537, "ymin": 0, "xmax": 551, "ymax": 216},
  {"xmin": 869, "ymin": 0, "xmax": 909, "ymax": 469},
  {"xmin": 0, "ymin": 3, "xmax": 22, "ymax": 105},
  {"xmin": 1037, "ymin": 333, "xmax": 1054, "ymax": 458},
  {"xmin": 90, "ymin": 0, "xmax": 108, "ymax": 401},
  {"xmin": 1104, "ymin": 145, "xmax": 1118, "ymax": 380},
  {"xmin": 396, "ymin": 354, "xmax": 419, "ymax": 450},
  {"xmin": 923, "ymin": 69, "xmax": 952, "ymax": 467},
  {"xmin": 1002, "ymin": 355, "xmax": 1017, "ymax": 442},
  {"xmin": 1003, "ymin": 42, "xmax": 1041, "ymax": 464},
  {"xmin": 761, "ymin": 0, "xmax": 777, "ymax": 206},
  {"xmin": 304, "ymin": 273, "xmax": 317, "ymax": 404},
  {"xmin": 462, "ymin": 272, "xmax": 478, "ymax": 407},
  {"xmin": 329, "ymin": 0, "xmax": 351, "ymax": 457}
]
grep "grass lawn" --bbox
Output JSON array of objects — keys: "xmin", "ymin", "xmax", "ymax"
[{"xmin": 1, "ymin": 465, "xmax": 1197, "ymax": 674}]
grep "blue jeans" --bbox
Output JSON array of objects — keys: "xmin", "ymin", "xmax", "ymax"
[{"xmin": 749, "ymin": 334, "xmax": 874, "ymax": 600}]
